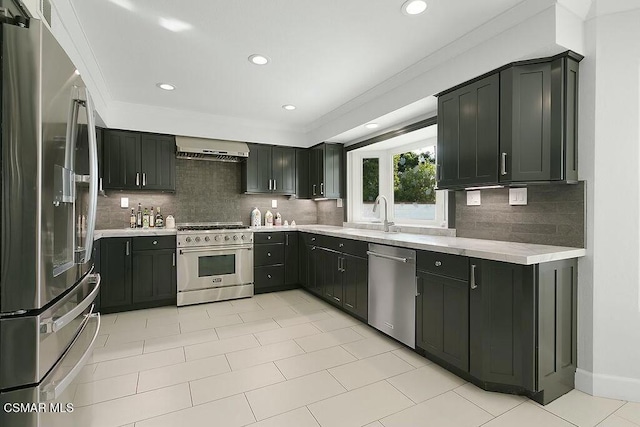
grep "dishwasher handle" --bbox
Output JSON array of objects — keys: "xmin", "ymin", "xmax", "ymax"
[{"xmin": 367, "ymin": 250, "xmax": 409, "ymax": 263}]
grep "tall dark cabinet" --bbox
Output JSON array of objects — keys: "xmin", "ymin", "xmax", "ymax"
[
  {"xmin": 242, "ymin": 144, "xmax": 296, "ymax": 195},
  {"xmin": 308, "ymin": 143, "xmax": 342, "ymax": 199},
  {"xmin": 437, "ymin": 73, "xmax": 499, "ymax": 188},
  {"xmin": 284, "ymin": 232, "xmax": 299, "ymax": 286},
  {"xmin": 103, "ymin": 129, "xmax": 176, "ymax": 191}
]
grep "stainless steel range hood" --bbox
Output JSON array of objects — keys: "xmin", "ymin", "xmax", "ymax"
[{"xmin": 176, "ymin": 136, "xmax": 249, "ymax": 162}]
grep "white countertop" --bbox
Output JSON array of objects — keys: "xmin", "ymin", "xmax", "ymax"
[
  {"xmin": 94, "ymin": 228, "xmax": 177, "ymax": 239},
  {"xmin": 95, "ymin": 225, "xmax": 585, "ymax": 265},
  {"xmin": 285, "ymin": 225, "xmax": 585, "ymax": 265}
]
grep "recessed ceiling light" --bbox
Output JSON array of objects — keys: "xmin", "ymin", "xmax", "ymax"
[
  {"xmin": 156, "ymin": 83, "xmax": 175, "ymax": 91},
  {"xmin": 282, "ymin": 104, "xmax": 296, "ymax": 111},
  {"xmin": 365, "ymin": 123, "xmax": 379, "ymax": 129},
  {"xmin": 159, "ymin": 17, "xmax": 192, "ymax": 32},
  {"xmin": 74, "ymin": 69, "xmax": 81, "ymax": 76},
  {"xmin": 248, "ymin": 54, "xmax": 270, "ymax": 65},
  {"xmin": 109, "ymin": 0, "xmax": 135, "ymax": 11},
  {"xmin": 402, "ymin": 0, "xmax": 427, "ymax": 15}
]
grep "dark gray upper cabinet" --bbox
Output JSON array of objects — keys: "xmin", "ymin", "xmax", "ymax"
[
  {"xmin": 296, "ymin": 149, "xmax": 311, "ymax": 199},
  {"xmin": 436, "ymin": 51, "xmax": 581, "ymax": 189},
  {"xmin": 307, "ymin": 143, "xmax": 343, "ymax": 199},
  {"xmin": 103, "ymin": 129, "xmax": 176, "ymax": 191},
  {"xmin": 500, "ymin": 56, "xmax": 579, "ymax": 183},
  {"xmin": 242, "ymin": 144, "xmax": 296, "ymax": 195},
  {"xmin": 437, "ymin": 73, "xmax": 499, "ymax": 189}
]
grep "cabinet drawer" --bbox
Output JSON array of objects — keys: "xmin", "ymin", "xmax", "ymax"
[
  {"xmin": 417, "ymin": 251, "xmax": 469, "ymax": 280},
  {"xmin": 339, "ymin": 239, "xmax": 368, "ymax": 257},
  {"xmin": 254, "ymin": 243, "xmax": 284, "ymax": 267},
  {"xmin": 254, "ymin": 232, "xmax": 285, "ymax": 244},
  {"xmin": 254, "ymin": 265, "xmax": 284, "ymax": 289},
  {"xmin": 300, "ymin": 233, "xmax": 324, "ymax": 247},
  {"xmin": 132, "ymin": 235, "xmax": 176, "ymax": 251}
]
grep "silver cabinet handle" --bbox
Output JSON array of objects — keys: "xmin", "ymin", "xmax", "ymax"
[
  {"xmin": 435, "ymin": 261, "xmax": 442, "ymax": 267},
  {"xmin": 268, "ymin": 179, "xmax": 272, "ymax": 190},
  {"xmin": 153, "ymin": 240, "xmax": 158, "ymax": 245},
  {"xmin": 274, "ymin": 179, "xmax": 277, "ymax": 190},
  {"xmin": 143, "ymin": 172, "xmax": 146, "ymax": 186},
  {"xmin": 126, "ymin": 240, "xmax": 130, "ymax": 256},
  {"xmin": 320, "ymin": 182, "xmax": 324, "ymax": 195},
  {"xmin": 267, "ymin": 235, "xmax": 272, "ymax": 240},
  {"xmin": 367, "ymin": 251, "xmax": 408, "ymax": 263},
  {"xmin": 136, "ymin": 172, "xmax": 140, "ymax": 186},
  {"xmin": 312, "ymin": 184, "xmax": 316, "ymax": 195},
  {"xmin": 501, "ymin": 153, "xmax": 507, "ymax": 176},
  {"xmin": 471, "ymin": 264, "xmax": 477, "ymax": 290},
  {"xmin": 285, "ymin": 234, "xmax": 289, "ymax": 246},
  {"xmin": 339, "ymin": 243, "xmax": 344, "ymax": 248},
  {"xmin": 311, "ymin": 237, "xmax": 316, "ymax": 241},
  {"xmin": 267, "ymin": 274, "xmax": 272, "ymax": 279},
  {"xmin": 267, "ymin": 252, "xmax": 271, "ymax": 257},
  {"xmin": 172, "ymin": 252, "xmax": 176, "ymax": 266},
  {"xmin": 436, "ymin": 164, "xmax": 441, "ymax": 181}
]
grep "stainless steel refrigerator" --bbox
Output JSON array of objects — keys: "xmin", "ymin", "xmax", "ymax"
[{"xmin": 0, "ymin": 5, "xmax": 101, "ymax": 426}]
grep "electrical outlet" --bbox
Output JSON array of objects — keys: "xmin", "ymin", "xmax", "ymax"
[
  {"xmin": 509, "ymin": 188, "xmax": 528, "ymax": 205},
  {"xmin": 466, "ymin": 190, "xmax": 481, "ymax": 206},
  {"xmin": 120, "ymin": 197, "xmax": 129, "ymax": 208},
  {"xmin": 336, "ymin": 198, "xmax": 343, "ymax": 208},
  {"xmin": 271, "ymin": 199, "xmax": 277, "ymax": 208}
]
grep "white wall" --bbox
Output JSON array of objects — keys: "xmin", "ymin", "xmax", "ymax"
[{"xmin": 576, "ymin": 3, "xmax": 640, "ymax": 401}]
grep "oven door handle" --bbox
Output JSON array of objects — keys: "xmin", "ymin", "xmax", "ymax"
[{"xmin": 179, "ymin": 245, "xmax": 253, "ymax": 255}]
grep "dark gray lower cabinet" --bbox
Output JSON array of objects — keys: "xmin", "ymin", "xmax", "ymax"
[
  {"xmin": 342, "ymin": 254, "xmax": 368, "ymax": 320},
  {"xmin": 284, "ymin": 232, "xmax": 299, "ymax": 286},
  {"xmin": 416, "ymin": 271, "xmax": 469, "ymax": 372},
  {"xmin": 468, "ymin": 258, "xmax": 577, "ymax": 404},
  {"xmin": 99, "ymin": 238, "xmax": 133, "ymax": 309},
  {"xmin": 132, "ymin": 249, "xmax": 176, "ymax": 303},
  {"xmin": 99, "ymin": 236, "xmax": 176, "ymax": 313},
  {"xmin": 253, "ymin": 231, "xmax": 299, "ymax": 293}
]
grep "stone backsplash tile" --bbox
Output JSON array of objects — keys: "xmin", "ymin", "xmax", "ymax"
[
  {"xmin": 95, "ymin": 159, "xmax": 340, "ymax": 229},
  {"xmin": 455, "ymin": 182, "xmax": 585, "ymax": 247}
]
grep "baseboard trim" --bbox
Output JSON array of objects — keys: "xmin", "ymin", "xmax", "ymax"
[{"xmin": 576, "ymin": 368, "xmax": 640, "ymax": 402}]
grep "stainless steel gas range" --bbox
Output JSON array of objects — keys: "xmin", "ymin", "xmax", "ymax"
[{"xmin": 176, "ymin": 223, "xmax": 254, "ymax": 306}]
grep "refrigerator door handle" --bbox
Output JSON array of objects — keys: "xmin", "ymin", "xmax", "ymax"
[
  {"xmin": 40, "ymin": 309, "xmax": 101, "ymax": 401},
  {"xmin": 40, "ymin": 273, "xmax": 100, "ymax": 334},
  {"xmin": 79, "ymin": 89, "xmax": 99, "ymax": 263}
]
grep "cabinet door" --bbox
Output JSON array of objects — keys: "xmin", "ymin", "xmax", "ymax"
[
  {"xmin": 416, "ymin": 271, "xmax": 469, "ymax": 371},
  {"xmin": 103, "ymin": 130, "xmax": 141, "ymax": 189},
  {"xmin": 99, "ymin": 238, "xmax": 132, "ymax": 308},
  {"xmin": 309, "ymin": 148, "xmax": 320, "ymax": 197},
  {"xmin": 342, "ymin": 254, "xmax": 368, "ymax": 320},
  {"xmin": 140, "ymin": 134, "xmax": 175, "ymax": 191},
  {"xmin": 296, "ymin": 149, "xmax": 311, "ymax": 199},
  {"xmin": 322, "ymin": 249, "xmax": 342, "ymax": 305},
  {"xmin": 437, "ymin": 73, "xmax": 499, "ymax": 189},
  {"xmin": 284, "ymin": 232, "xmax": 299, "ymax": 286},
  {"xmin": 272, "ymin": 147, "xmax": 296, "ymax": 195},
  {"xmin": 243, "ymin": 143, "xmax": 272, "ymax": 193},
  {"xmin": 469, "ymin": 259, "xmax": 535, "ymax": 389},
  {"xmin": 323, "ymin": 144, "xmax": 342, "ymax": 198},
  {"xmin": 132, "ymin": 249, "xmax": 176, "ymax": 303}
]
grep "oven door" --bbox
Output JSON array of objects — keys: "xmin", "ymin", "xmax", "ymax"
[{"xmin": 177, "ymin": 245, "xmax": 253, "ymax": 292}]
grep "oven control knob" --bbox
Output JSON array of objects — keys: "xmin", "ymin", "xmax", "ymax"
[
  {"xmin": 185, "ymin": 237, "xmax": 192, "ymax": 243},
  {"xmin": 225, "ymin": 236, "xmax": 230, "ymax": 241},
  {"xmin": 233, "ymin": 235, "xmax": 238, "ymax": 241},
  {"xmin": 195, "ymin": 237, "xmax": 201, "ymax": 242},
  {"xmin": 215, "ymin": 235, "xmax": 221, "ymax": 241},
  {"xmin": 204, "ymin": 236, "xmax": 210, "ymax": 242}
]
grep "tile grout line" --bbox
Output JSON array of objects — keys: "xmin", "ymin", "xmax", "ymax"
[
  {"xmin": 450, "ymin": 387, "xmax": 498, "ymax": 420},
  {"xmin": 242, "ymin": 392, "xmax": 258, "ymax": 423}
]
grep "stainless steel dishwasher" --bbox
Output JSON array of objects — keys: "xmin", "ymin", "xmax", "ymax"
[{"xmin": 367, "ymin": 243, "xmax": 417, "ymax": 348}]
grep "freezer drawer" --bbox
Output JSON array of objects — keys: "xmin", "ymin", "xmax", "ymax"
[{"xmin": 0, "ymin": 308, "xmax": 100, "ymax": 427}]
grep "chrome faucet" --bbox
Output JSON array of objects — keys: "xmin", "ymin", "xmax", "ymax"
[{"xmin": 373, "ymin": 195, "xmax": 394, "ymax": 232}]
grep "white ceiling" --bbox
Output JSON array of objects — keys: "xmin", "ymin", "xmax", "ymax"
[{"xmin": 68, "ymin": 0, "xmax": 526, "ymax": 142}]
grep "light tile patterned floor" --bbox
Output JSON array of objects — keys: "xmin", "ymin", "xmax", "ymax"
[{"xmin": 75, "ymin": 289, "xmax": 638, "ymax": 427}]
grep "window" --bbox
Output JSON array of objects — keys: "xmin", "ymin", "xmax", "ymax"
[{"xmin": 347, "ymin": 124, "xmax": 447, "ymax": 227}]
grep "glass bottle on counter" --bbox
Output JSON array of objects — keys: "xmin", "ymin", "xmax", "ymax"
[
  {"xmin": 155, "ymin": 207, "xmax": 164, "ymax": 228},
  {"xmin": 150, "ymin": 207, "xmax": 155, "ymax": 227},
  {"xmin": 136, "ymin": 203, "xmax": 142, "ymax": 228},
  {"xmin": 130, "ymin": 208, "xmax": 136, "ymax": 228},
  {"xmin": 142, "ymin": 208, "xmax": 150, "ymax": 229}
]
